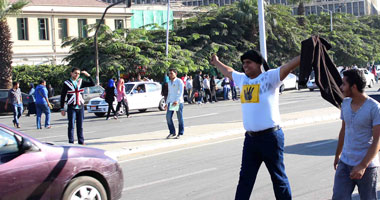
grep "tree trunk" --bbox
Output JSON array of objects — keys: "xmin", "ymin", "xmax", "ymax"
[
  {"xmin": 0, "ymin": 20, "xmax": 13, "ymax": 89},
  {"xmin": 297, "ymin": 2, "xmax": 305, "ymax": 26}
]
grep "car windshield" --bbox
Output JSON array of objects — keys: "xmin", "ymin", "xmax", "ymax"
[
  {"xmin": 125, "ymin": 84, "xmax": 135, "ymax": 94},
  {"xmin": 84, "ymin": 86, "xmax": 104, "ymax": 94}
]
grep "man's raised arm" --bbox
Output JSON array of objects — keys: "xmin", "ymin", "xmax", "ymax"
[
  {"xmin": 280, "ymin": 56, "xmax": 301, "ymax": 81},
  {"xmin": 210, "ymin": 54, "xmax": 234, "ymax": 80}
]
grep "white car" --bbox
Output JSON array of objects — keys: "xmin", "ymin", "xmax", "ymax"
[
  {"xmin": 279, "ymin": 73, "xmax": 298, "ymax": 93},
  {"xmin": 359, "ymin": 68, "xmax": 375, "ymax": 88},
  {"xmin": 87, "ymin": 82, "xmax": 166, "ymax": 117}
]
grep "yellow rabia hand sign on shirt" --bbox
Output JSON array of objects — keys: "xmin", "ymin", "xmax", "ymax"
[{"xmin": 241, "ymin": 84, "xmax": 260, "ymax": 103}]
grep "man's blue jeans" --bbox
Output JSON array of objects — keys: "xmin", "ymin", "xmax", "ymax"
[
  {"xmin": 36, "ymin": 103, "xmax": 50, "ymax": 129},
  {"xmin": 67, "ymin": 106, "xmax": 85, "ymax": 144},
  {"xmin": 235, "ymin": 129, "xmax": 292, "ymax": 200},
  {"xmin": 12, "ymin": 103, "xmax": 23, "ymax": 126},
  {"xmin": 332, "ymin": 161, "xmax": 378, "ymax": 200},
  {"xmin": 166, "ymin": 103, "xmax": 184, "ymax": 135}
]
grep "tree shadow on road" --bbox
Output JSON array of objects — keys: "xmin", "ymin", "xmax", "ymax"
[{"xmin": 285, "ymin": 139, "xmax": 337, "ymax": 156}]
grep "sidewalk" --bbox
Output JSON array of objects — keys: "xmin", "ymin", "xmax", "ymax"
[{"xmin": 86, "ymin": 106, "xmax": 341, "ymax": 160}]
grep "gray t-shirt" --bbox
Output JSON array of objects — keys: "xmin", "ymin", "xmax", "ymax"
[
  {"xmin": 340, "ymin": 97, "xmax": 380, "ymax": 167},
  {"xmin": 8, "ymin": 88, "xmax": 22, "ymax": 105}
]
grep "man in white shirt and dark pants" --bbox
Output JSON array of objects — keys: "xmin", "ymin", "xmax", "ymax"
[
  {"xmin": 166, "ymin": 68, "xmax": 185, "ymax": 139},
  {"xmin": 211, "ymin": 50, "xmax": 300, "ymax": 200}
]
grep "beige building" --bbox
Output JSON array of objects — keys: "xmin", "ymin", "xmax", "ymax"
[{"xmin": 7, "ymin": 0, "xmax": 133, "ymax": 65}]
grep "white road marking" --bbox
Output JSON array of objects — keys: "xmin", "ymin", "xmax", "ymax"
[
  {"xmin": 119, "ymin": 137, "xmax": 242, "ymax": 163},
  {"xmin": 306, "ymin": 140, "xmax": 336, "ymax": 148},
  {"xmin": 123, "ymin": 168, "xmax": 217, "ymax": 191},
  {"xmin": 164, "ymin": 113, "xmax": 218, "ymax": 122}
]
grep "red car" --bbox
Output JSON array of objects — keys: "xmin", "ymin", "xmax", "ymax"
[{"xmin": 0, "ymin": 124, "xmax": 123, "ymax": 200}]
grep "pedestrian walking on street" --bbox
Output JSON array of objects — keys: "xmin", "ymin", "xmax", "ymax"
[
  {"xmin": 186, "ymin": 76, "xmax": 193, "ymax": 104},
  {"xmin": 165, "ymin": 68, "xmax": 185, "ymax": 139},
  {"xmin": 210, "ymin": 75, "xmax": 218, "ymax": 103},
  {"xmin": 192, "ymin": 71, "xmax": 203, "ymax": 104},
  {"xmin": 47, "ymin": 84, "xmax": 54, "ymax": 98},
  {"xmin": 332, "ymin": 69, "xmax": 380, "ymax": 200},
  {"xmin": 34, "ymin": 80, "xmax": 52, "ymax": 129},
  {"xmin": 5, "ymin": 82, "xmax": 23, "ymax": 128},
  {"xmin": 211, "ymin": 50, "xmax": 300, "ymax": 200},
  {"xmin": 26, "ymin": 83, "xmax": 36, "ymax": 116},
  {"xmin": 222, "ymin": 77, "xmax": 231, "ymax": 100},
  {"xmin": 203, "ymin": 75, "xmax": 211, "ymax": 103},
  {"xmin": 116, "ymin": 78, "xmax": 130, "ymax": 118},
  {"xmin": 60, "ymin": 68, "xmax": 95, "ymax": 145},
  {"xmin": 230, "ymin": 79, "xmax": 238, "ymax": 100},
  {"xmin": 161, "ymin": 75, "xmax": 169, "ymax": 102},
  {"xmin": 105, "ymin": 79, "xmax": 117, "ymax": 120}
]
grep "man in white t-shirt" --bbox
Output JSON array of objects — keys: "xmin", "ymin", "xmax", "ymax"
[{"xmin": 211, "ymin": 50, "xmax": 300, "ymax": 200}]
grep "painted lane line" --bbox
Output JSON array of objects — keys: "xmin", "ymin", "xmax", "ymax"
[
  {"xmin": 123, "ymin": 168, "xmax": 217, "ymax": 191},
  {"xmin": 119, "ymin": 137, "xmax": 242, "ymax": 163},
  {"xmin": 306, "ymin": 140, "xmax": 336, "ymax": 148},
  {"xmin": 163, "ymin": 113, "xmax": 218, "ymax": 122}
]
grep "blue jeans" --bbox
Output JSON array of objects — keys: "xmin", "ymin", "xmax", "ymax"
[
  {"xmin": 12, "ymin": 103, "xmax": 23, "ymax": 126},
  {"xmin": 235, "ymin": 129, "xmax": 291, "ymax": 200},
  {"xmin": 166, "ymin": 103, "xmax": 184, "ymax": 135},
  {"xmin": 223, "ymin": 87, "xmax": 230, "ymax": 100},
  {"xmin": 36, "ymin": 103, "xmax": 50, "ymax": 129},
  {"xmin": 67, "ymin": 106, "xmax": 85, "ymax": 144},
  {"xmin": 332, "ymin": 161, "xmax": 378, "ymax": 200}
]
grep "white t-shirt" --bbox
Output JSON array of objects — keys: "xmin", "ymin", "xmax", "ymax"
[{"xmin": 232, "ymin": 68, "xmax": 282, "ymax": 131}]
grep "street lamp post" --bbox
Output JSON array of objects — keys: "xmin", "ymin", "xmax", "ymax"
[
  {"xmin": 94, "ymin": 0, "xmax": 131, "ymax": 85},
  {"xmin": 319, "ymin": 6, "xmax": 333, "ymax": 32},
  {"xmin": 258, "ymin": 0, "xmax": 267, "ymax": 60}
]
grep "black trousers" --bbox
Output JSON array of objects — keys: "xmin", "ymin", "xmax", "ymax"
[
  {"xmin": 116, "ymin": 99, "xmax": 129, "ymax": 117},
  {"xmin": 106, "ymin": 102, "xmax": 117, "ymax": 118}
]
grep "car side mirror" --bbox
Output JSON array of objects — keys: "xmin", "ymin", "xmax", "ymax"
[{"xmin": 19, "ymin": 138, "xmax": 34, "ymax": 153}]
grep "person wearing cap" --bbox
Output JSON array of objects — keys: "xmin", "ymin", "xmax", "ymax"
[{"xmin": 211, "ymin": 50, "xmax": 300, "ymax": 200}]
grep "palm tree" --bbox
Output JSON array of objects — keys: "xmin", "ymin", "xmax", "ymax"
[
  {"xmin": 287, "ymin": 0, "xmax": 313, "ymax": 26},
  {"xmin": 0, "ymin": 0, "xmax": 28, "ymax": 89}
]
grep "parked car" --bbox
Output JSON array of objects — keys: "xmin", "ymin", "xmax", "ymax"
[
  {"xmin": 49, "ymin": 85, "xmax": 104, "ymax": 111},
  {"xmin": 0, "ymin": 89, "xmax": 31, "ymax": 113},
  {"xmin": 279, "ymin": 73, "xmax": 298, "ymax": 93},
  {"xmin": 307, "ymin": 71, "xmax": 319, "ymax": 91},
  {"xmin": 87, "ymin": 82, "xmax": 166, "ymax": 117},
  {"xmin": 358, "ymin": 68, "xmax": 375, "ymax": 88},
  {"xmin": 0, "ymin": 124, "xmax": 123, "ymax": 200}
]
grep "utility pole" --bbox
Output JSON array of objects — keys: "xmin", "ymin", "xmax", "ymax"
[
  {"xmin": 258, "ymin": 0, "xmax": 267, "ymax": 60},
  {"xmin": 165, "ymin": 0, "xmax": 170, "ymax": 57}
]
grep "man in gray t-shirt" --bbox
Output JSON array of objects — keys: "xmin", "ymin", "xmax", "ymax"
[
  {"xmin": 5, "ymin": 82, "xmax": 23, "ymax": 128},
  {"xmin": 333, "ymin": 69, "xmax": 380, "ymax": 200}
]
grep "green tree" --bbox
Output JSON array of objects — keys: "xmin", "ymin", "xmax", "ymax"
[
  {"xmin": 287, "ymin": 0, "xmax": 313, "ymax": 25},
  {"xmin": 0, "ymin": 0, "xmax": 28, "ymax": 89}
]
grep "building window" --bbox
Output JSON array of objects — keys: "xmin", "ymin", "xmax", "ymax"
[
  {"xmin": 78, "ymin": 19, "xmax": 88, "ymax": 38},
  {"xmin": 347, "ymin": 2, "xmax": 353, "ymax": 14},
  {"xmin": 38, "ymin": 18, "xmax": 49, "ymax": 40},
  {"xmin": 353, "ymin": 2, "xmax": 359, "ymax": 16},
  {"xmin": 58, "ymin": 19, "xmax": 68, "ymax": 39},
  {"xmin": 115, "ymin": 19, "xmax": 124, "ymax": 29},
  {"xmin": 17, "ymin": 18, "xmax": 28, "ymax": 40},
  {"xmin": 359, "ymin": 1, "xmax": 365, "ymax": 16},
  {"xmin": 311, "ymin": 6, "xmax": 316, "ymax": 14},
  {"xmin": 96, "ymin": 19, "xmax": 105, "ymax": 25}
]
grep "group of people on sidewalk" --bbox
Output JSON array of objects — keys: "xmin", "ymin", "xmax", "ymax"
[{"xmin": 5, "ymin": 80, "xmax": 53, "ymax": 129}]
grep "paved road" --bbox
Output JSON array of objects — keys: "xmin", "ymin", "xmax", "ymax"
[
  {"xmin": 0, "ymin": 87, "xmax": 344, "ymax": 144},
  {"xmin": 119, "ymin": 120, "xmax": 379, "ymax": 200}
]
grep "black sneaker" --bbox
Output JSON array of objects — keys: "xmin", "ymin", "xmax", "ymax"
[{"xmin": 166, "ymin": 133, "xmax": 176, "ymax": 139}]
